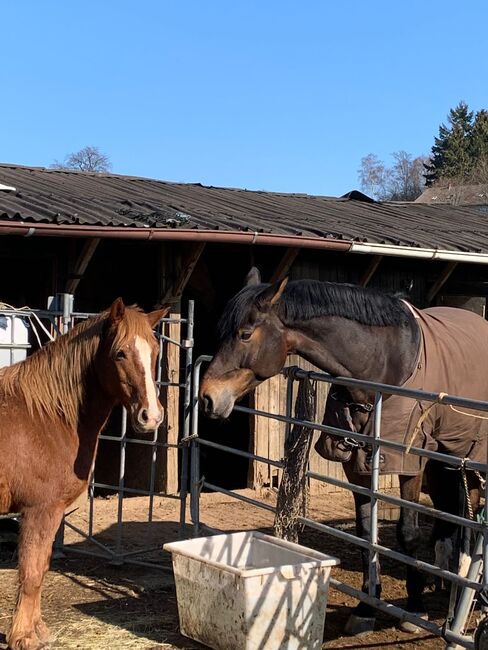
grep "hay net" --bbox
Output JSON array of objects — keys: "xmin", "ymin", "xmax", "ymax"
[{"xmin": 274, "ymin": 377, "xmax": 317, "ymax": 543}]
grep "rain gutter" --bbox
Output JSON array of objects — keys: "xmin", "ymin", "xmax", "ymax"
[
  {"xmin": 350, "ymin": 242, "xmax": 488, "ymax": 265},
  {"xmin": 0, "ymin": 221, "xmax": 351, "ymax": 251}
]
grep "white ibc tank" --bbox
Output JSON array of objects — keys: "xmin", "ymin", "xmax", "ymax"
[{"xmin": 0, "ymin": 315, "xmax": 30, "ymax": 368}]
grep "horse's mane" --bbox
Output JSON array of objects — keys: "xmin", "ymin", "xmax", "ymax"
[
  {"xmin": 0, "ymin": 307, "xmax": 150, "ymax": 430},
  {"xmin": 218, "ymin": 279, "xmax": 412, "ymax": 340}
]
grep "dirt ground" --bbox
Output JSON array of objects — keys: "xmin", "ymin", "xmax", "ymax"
[{"xmin": 0, "ymin": 489, "xmax": 468, "ymax": 649}]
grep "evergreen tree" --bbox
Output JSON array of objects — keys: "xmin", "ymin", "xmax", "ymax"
[{"xmin": 425, "ymin": 101, "xmax": 474, "ymax": 185}]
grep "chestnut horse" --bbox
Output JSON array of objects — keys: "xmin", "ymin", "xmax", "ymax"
[
  {"xmin": 0, "ymin": 298, "xmax": 168, "ymax": 650},
  {"xmin": 200, "ymin": 268, "xmax": 484, "ymax": 635}
]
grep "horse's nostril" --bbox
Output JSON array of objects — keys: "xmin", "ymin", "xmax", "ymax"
[
  {"xmin": 140, "ymin": 408, "xmax": 149, "ymax": 423},
  {"xmin": 202, "ymin": 394, "xmax": 213, "ymax": 414}
]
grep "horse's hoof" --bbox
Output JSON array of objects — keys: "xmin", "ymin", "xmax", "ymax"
[
  {"xmin": 399, "ymin": 613, "xmax": 429, "ymax": 633},
  {"xmin": 344, "ymin": 614, "xmax": 376, "ymax": 635},
  {"xmin": 35, "ymin": 620, "xmax": 53, "ymax": 645},
  {"xmin": 7, "ymin": 633, "xmax": 42, "ymax": 650},
  {"xmin": 7, "ymin": 625, "xmax": 52, "ymax": 650}
]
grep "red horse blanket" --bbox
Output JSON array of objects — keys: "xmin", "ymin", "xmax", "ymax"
[{"xmin": 315, "ymin": 306, "xmax": 488, "ymax": 475}]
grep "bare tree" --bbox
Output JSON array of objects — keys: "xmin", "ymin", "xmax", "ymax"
[
  {"xmin": 387, "ymin": 151, "xmax": 427, "ymax": 201},
  {"xmin": 358, "ymin": 151, "xmax": 427, "ymax": 201},
  {"xmin": 51, "ymin": 146, "xmax": 112, "ymax": 172},
  {"xmin": 357, "ymin": 154, "xmax": 388, "ymax": 200}
]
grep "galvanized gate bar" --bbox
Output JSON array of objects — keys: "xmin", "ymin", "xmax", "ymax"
[{"xmin": 233, "ymin": 403, "xmax": 488, "ymax": 474}]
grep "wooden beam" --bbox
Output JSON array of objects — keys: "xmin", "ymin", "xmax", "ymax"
[
  {"xmin": 270, "ymin": 247, "xmax": 300, "ymax": 283},
  {"xmin": 65, "ymin": 238, "xmax": 100, "ymax": 294},
  {"xmin": 427, "ymin": 261, "xmax": 458, "ymax": 303},
  {"xmin": 360, "ymin": 255, "xmax": 383, "ymax": 287},
  {"xmin": 161, "ymin": 242, "xmax": 205, "ymax": 304}
]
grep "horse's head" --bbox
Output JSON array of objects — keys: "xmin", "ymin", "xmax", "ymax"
[
  {"xmin": 100, "ymin": 298, "xmax": 169, "ymax": 433},
  {"xmin": 200, "ymin": 267, "xmax": 289, "ymax": 419}
]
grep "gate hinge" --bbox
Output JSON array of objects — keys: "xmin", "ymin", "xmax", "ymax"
[{"xmin": 182, "ymin": 339, "xmax": 194, "ymax": 348}]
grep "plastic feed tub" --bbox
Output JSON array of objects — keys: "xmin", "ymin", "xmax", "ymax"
[{"xmin": 164, "ymin": 531, "xmax": 339, "ymax": 650}]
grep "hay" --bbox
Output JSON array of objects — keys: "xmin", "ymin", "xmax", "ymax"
[{"xmin": 274, "ymin": 377, "xmax": 317, "ymax": 543}]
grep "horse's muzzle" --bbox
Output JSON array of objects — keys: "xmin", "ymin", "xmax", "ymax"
[
  {"xmin": 199, "ymin": 389, "xmax": 235, "ymax": 420},
  {"xmin": 131, "ymin": 405, "xmax": 164, "ymax": 433}
]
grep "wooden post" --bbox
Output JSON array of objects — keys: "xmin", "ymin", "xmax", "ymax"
[
  {"xmin": 360, "ymin": 255, "xmax": 383, "ymax": 287},
  {"xmin": 270, "ymin": 247, "xmax": 300, "ymax": 283},
  {"xmin": 159, "ymin": 242, "xmax": 205, "ymax": 494},
  {"xmin": 65, "ymin": 238, "xmax": 100, "ymax": 294},
  {"xmin": 427, "ymin": 262, "xmax": 458, "ymax": 303}
]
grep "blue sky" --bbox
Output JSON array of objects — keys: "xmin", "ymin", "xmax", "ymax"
[{"xmin": 2, "ymin": 1, "xmax": 487, "ymax": 196}]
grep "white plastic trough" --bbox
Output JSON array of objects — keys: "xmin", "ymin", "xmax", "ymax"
[{"xmin": 164, "ymin": 531, "xmax": 339, "ymax": 650}]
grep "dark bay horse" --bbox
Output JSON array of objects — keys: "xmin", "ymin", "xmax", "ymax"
[
  {"xmin": 0, "ymin": 298, "xmax": 168, "ymax": 650},
  {"xmin": 200, "ymin": 268, "xmax": 486, "ymax": 634}
]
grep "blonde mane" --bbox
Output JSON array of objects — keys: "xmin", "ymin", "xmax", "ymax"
[{"xmin": 0, "ymin": 307, "xmax": 153, "ymax": 430}]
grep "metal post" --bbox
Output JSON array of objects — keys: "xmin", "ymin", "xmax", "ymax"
[
  {"xmin": 112, "ymin": 408, "xmax": 128, "ymax": 564},
  {"xmin": 189, "ymin": 356, "xmax": 210, "ymax": 537},
  {"xmin": 483, "ymin": 452, "xmax": 488, "ymax": 592},
  {"xmin": 88, "ymin": 461, "xmax": 95, "ymax": 539},
  {"xmin": 369, "ymin": 391, "xmax": 382, "ymax": 597},
  {"xmin": 60, "ymin": 293, "xmax": 74, "ymax": 334},
  {"xmin": 179, "ymin": 301, "xmax": 194, "ymax": 537},
  {"xmin": 285, "ymin": 372, "xmax": 294, "ymax": 443},
  {"xmin": 148, "ymin": 324, "xmax": 165, "ymax": 524},
  {"xmin": 53, "ymin": 294, "xmax": 74, "ymax": 557},
  {"xmin": 446, "ymin": 531, "xmax": 484, "ymax": 649}
]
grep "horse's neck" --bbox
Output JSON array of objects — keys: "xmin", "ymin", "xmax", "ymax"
[
  {"xmin": 74, "ymin": 381, "xmax": 116, "ymax": 481},
  {"xmin": 286, "ymin": 315, "xmax": 419, "ymax": 394}
]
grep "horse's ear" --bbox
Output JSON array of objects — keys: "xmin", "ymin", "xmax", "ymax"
[
  {"xmin": 147, "ymin": 305, "xmax": 171, "ymax": 329},
  {"xmin": 256, "ymin": 277, "xmax": 288, "ymax": 310},
  {"xmin": 109, "ymin": 298, "xmax": 126, "ymax": 324},
  {"xmin": 245, "ymin": 267, "xmax": 261, "ymax": 286}
]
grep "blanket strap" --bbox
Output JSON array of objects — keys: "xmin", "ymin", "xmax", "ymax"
[
  {"xmin": 407, "ymin": 392, "xmax": 488, "ymax": 455},
  {"xmin": 406, "ymin": 392, "xmax": 449, "ymax": 454}
]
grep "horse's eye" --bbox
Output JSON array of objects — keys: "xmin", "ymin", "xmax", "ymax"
[
  {"xmin": 240, "ymin": 330, "xmax": 253, "ymax": 342},
  {"xmin": 115, "ymin": 350, "xmax": 126, "ymax": 360}
]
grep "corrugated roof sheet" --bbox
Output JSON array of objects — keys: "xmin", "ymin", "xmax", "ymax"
[
  {"xmin": 0, "ymin": 163, "xmax": 487, "ymax": 252},
  {"xmin": 416, "ymin": 184, "xmax": 488, "ymax": 206}
]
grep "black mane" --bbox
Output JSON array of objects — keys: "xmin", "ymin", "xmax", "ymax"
[{"xmin": 218, "ymin": 279, "xmax": 412, "ymax": 340}]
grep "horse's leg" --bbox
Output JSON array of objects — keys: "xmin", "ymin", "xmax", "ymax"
[
  {"xmin": 429, "ymin": 464, "xmax": 480, "ymax": 581},
  {"xmin": 8, "ymin": 503, "xmax": 64, "ymax": 650},
  {"xmin": 426, "ymin": 461, "xmax": 463, "ymax": 587},
  {"xmin": 396, "ymin": 472, "xmax": 427, "ymax": 633},
  {"xmin": 343, "ymin": 464, "xmax": 380, "ymax": 636}
]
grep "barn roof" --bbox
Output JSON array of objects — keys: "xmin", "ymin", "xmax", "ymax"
[
  {"xmin": 0, "ymin": 163, "xmax": 487, "ymax": 259},
  {"xmin": 416, "ymin": 184, "xmax": 488, "ymax": 206}
]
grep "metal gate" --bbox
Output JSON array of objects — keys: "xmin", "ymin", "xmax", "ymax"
[{"xmin": 189, "ymin": 355, "xmax": 488, "ymax": 649}]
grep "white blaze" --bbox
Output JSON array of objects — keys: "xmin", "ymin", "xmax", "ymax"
[{"xmin": 135, "ymin": 335, "xmax": 160, "ymax": 421}]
